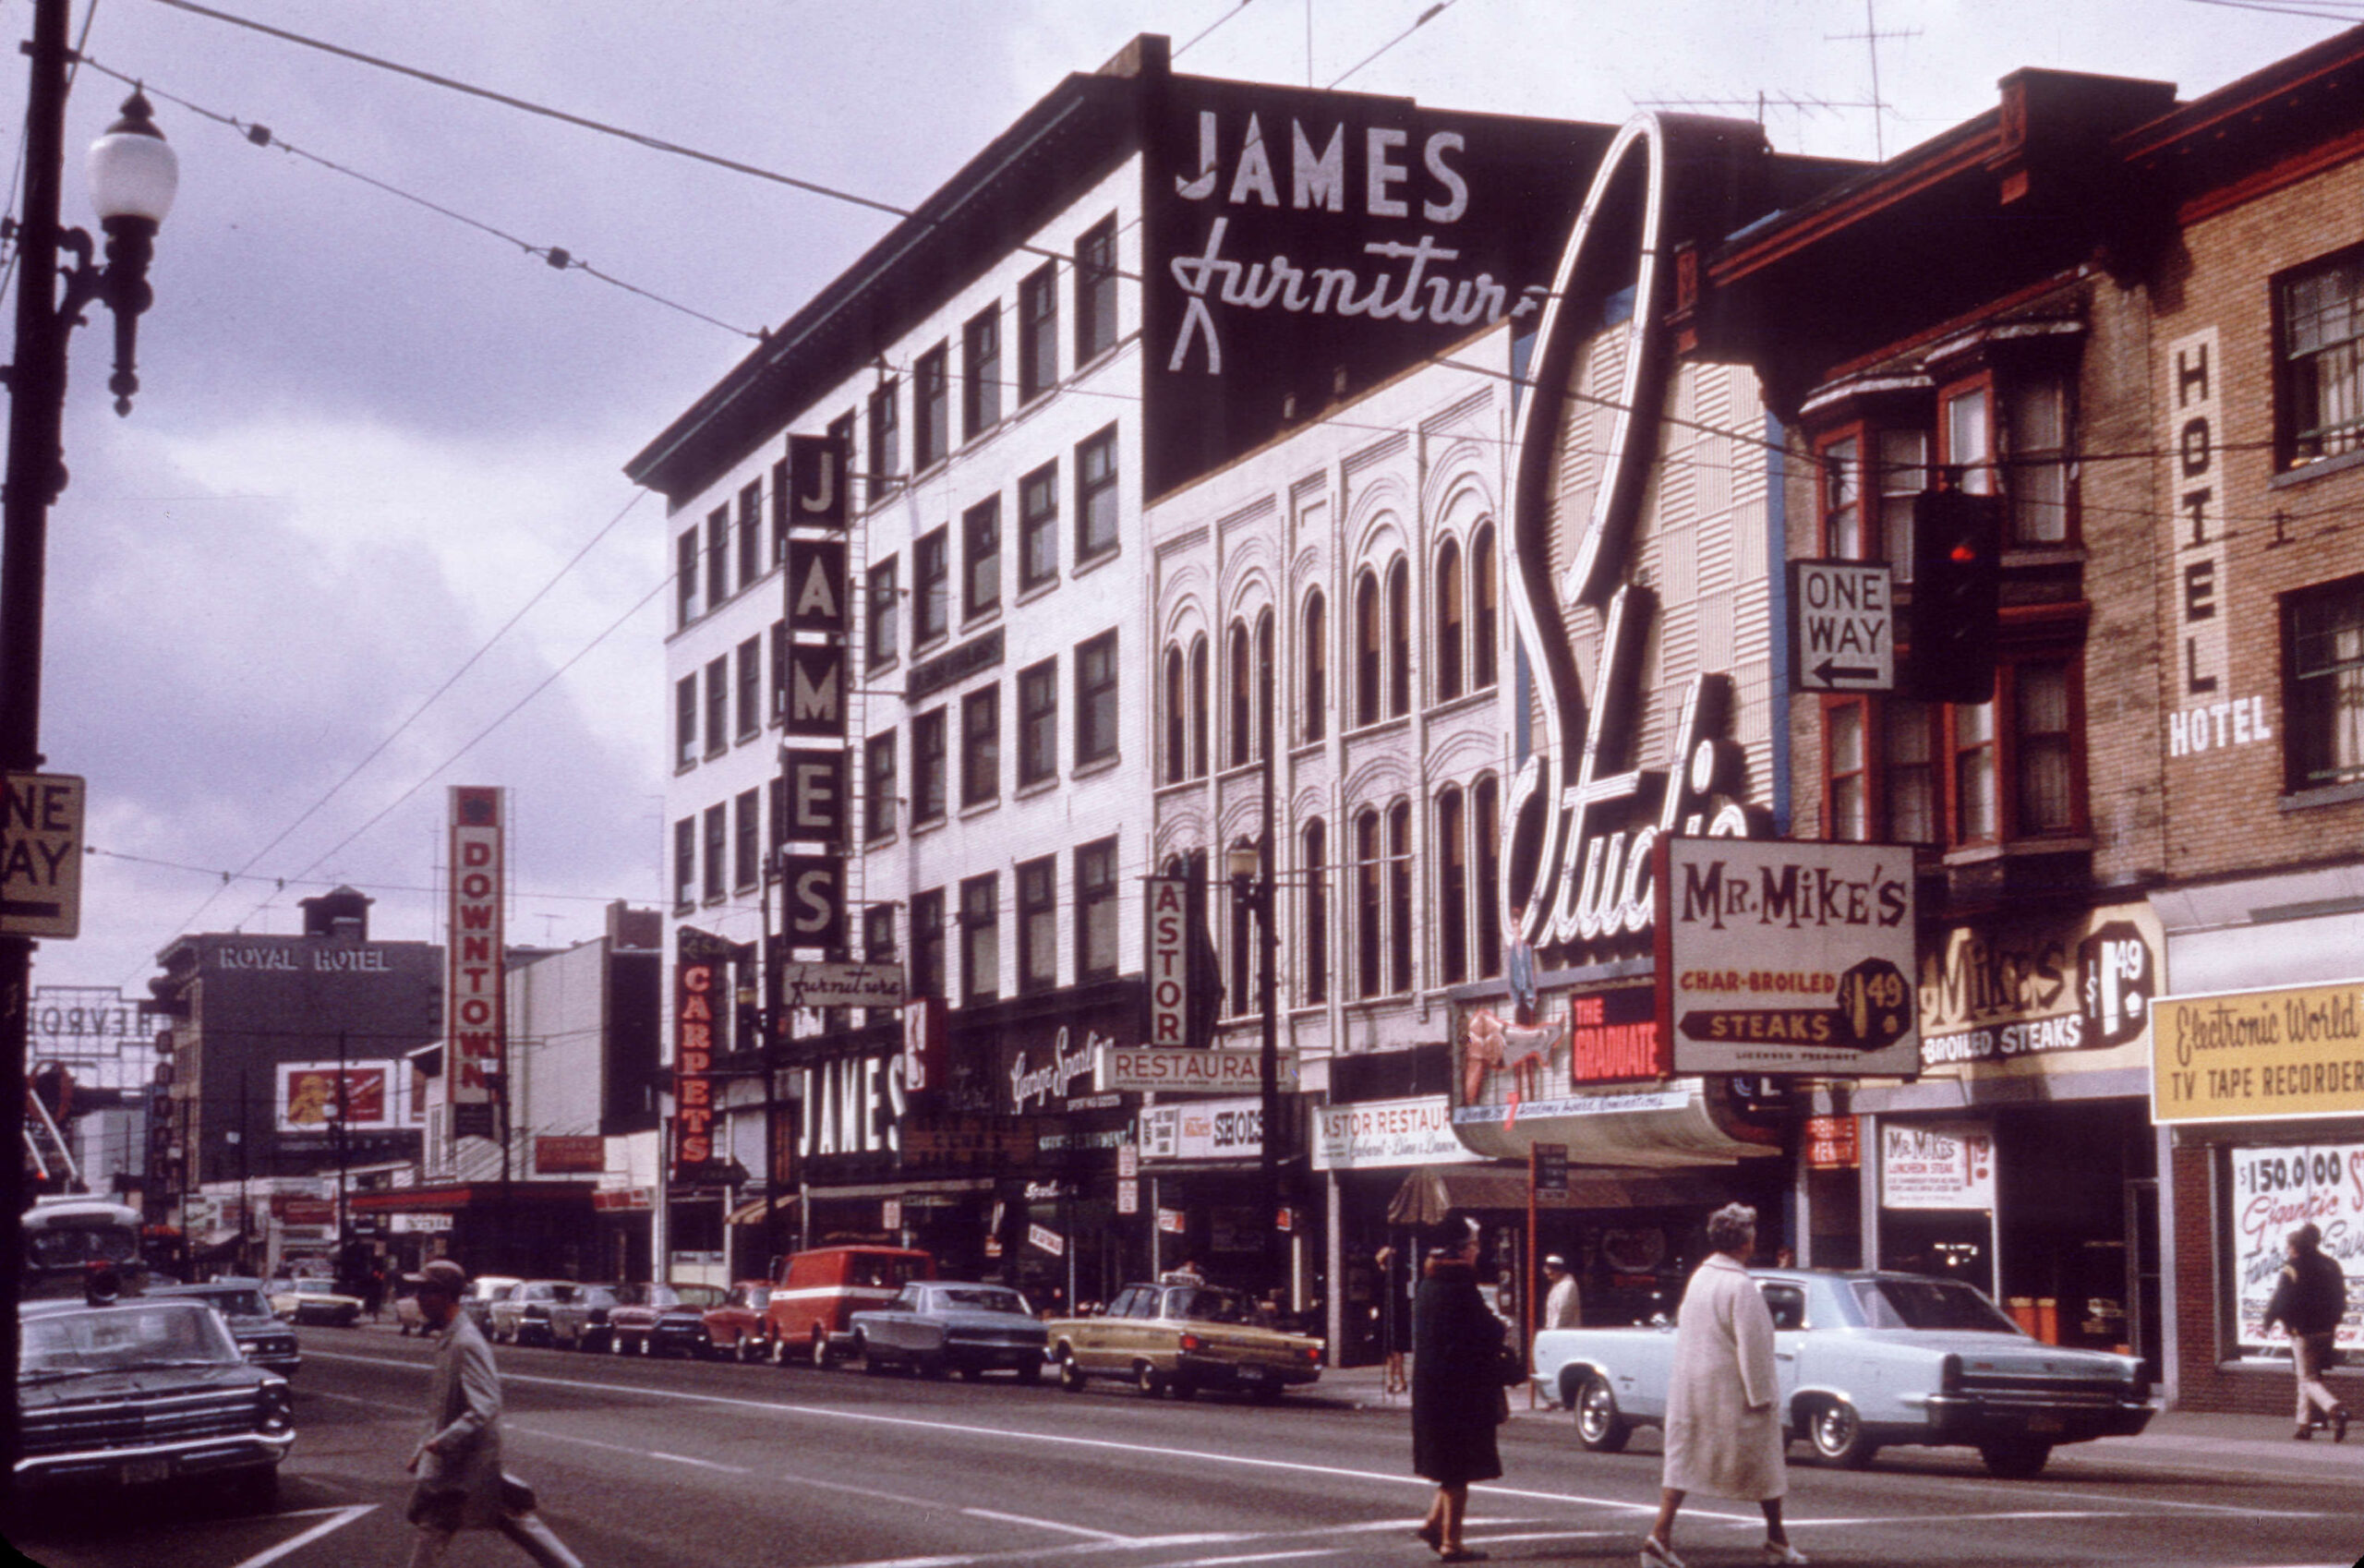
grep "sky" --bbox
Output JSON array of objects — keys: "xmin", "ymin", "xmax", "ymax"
[{"xmin": 3, "ymin": 0, "xmax": 2350, "ymax": 1002}]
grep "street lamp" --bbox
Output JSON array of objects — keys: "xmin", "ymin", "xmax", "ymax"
[
  {"xmin": 0, "ymin": 0, "xmax": 176, "ymax": 1491},
  {"xmin": 1227, "ymin": 829, "xmax": 1283, "ymax": 1300}
]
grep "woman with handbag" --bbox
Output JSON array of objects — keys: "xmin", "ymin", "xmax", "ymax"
[{"xmin": 1410, "ymin": 1226, "xmax": 1516, "ymax": 1562}]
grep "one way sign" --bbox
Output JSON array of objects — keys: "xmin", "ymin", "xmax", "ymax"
[
  {"xmin": 0, "ymin": 772, "xmax": 82, "ymax": 938},
  {"xmin": 1788, "ymin": 560, "xmax": 1894, "ymax": 694}
]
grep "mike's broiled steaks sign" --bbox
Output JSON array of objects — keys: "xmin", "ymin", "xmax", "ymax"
[{"xmin": 1655, "ymin": 838, "xmax": 1919, "ymax": 1077}]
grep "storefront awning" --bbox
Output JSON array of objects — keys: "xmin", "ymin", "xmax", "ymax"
[
  {"xmin": 1386, "ymin": 1163, "xmax": 1743, "ymax": 1227},
  {"xmin": 727, "ymin": 1194, "xmax": 795, "ymax": 1225}
]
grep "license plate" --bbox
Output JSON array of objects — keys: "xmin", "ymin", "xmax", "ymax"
[
  {"xmin": 121, "ymin": 1457, "xmax": 171, "ymax": 1485},
  {"xmin": 1236, "ymin": 1365, "xmax": 1268, "ymax": 1381},
  {"xmin": 2027, "ymin": 1414, "xmax": 2065, "ymax": 1434}
]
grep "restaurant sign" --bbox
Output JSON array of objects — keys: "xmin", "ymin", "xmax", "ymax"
[
  {"xmin": 1099, "ymin": 1046, "xmax": 1297, "ymax": 1095},
  {"xmin": 1312, "ymin": 1096, "xmax": 1478, "ymax": 1171}
]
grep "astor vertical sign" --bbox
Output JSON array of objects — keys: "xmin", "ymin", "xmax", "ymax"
[
  {"xmin": 0, "ymin": 772, "xmax": 83, "ymax": 937},
  {"xmin": 446, "ymin": 787, "xmax": 504, "ymax": 1115},
  {"xmin": 1145, "ymin": 875, "xmax": 1190, "ymax": 1046}
]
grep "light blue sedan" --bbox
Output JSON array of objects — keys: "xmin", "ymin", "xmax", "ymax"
[{"xmin": 850, "ymin": 1282, "xmax": 1047, "ymax": 1382}]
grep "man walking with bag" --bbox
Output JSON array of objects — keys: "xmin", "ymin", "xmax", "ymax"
[
  {"xmin": 405, "ymin": 1258, "xmax": 584, "ymax": 1566},
  {"xmin": 2263, "ymin": 1224, "xmax": 2350, "ymax": 1441}
]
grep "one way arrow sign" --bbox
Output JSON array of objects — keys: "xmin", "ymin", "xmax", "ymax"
[{"xmin": 1789, "ymin": 560, "xmax": 1895, "ymax": 694}]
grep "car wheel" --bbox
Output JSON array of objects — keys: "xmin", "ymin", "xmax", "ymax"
[
  {"xmin": 1808, "ymin": 1399, "xmax": 1878, "ymax": 1469},
  {"xmin": 733, "ymin": 1334, "xmax": 753, "ymax": 1364},
  {"xmin": 1979, "ymin": 1439, "xmax": 2052, "ymax": 1478},
  {"xmin": 609, "ymin": 1331, "xmax": 628, "ymax": 1356},
  {"xmin": 1018, "ymin": 1359, "xmax": 1043, "ymax": 1386},
  {"xmin": 1249, "ymin": 1383, "xmax": 1285, "ymax": 1405},
  {"xmin": 1168, "ymin": 1373, "xmax": 1196, "ymax": 1401},
  {"xmin": 639, "ymin": 1332, "xmax": 656, "ymax": 1357},
  {"xmin": 811, "ymin": 1332, "xmax": 833, "ymax": 1369},
  {"xmin": 920, "ymin": 1353, "xmax": 950, "ymax": 1381},
  {"xmin": 770, "ymin": 1334, "xmax": 790, "ymax": 1367},
  {"xmin": 957, "ymin": 1366, "xmax": 983, "ymax": 1382},
  {"xmin": 1134, "ymin": 1361, "xmax": 1166, "ymax": 1397},
  {"xmin": 1574, "ymin": 1374, "xmax": 1633, "ymax": 1453},
  {"xmin": 1057, "ymin": 1350, "xmax": 1087, "ymax": 1393}
]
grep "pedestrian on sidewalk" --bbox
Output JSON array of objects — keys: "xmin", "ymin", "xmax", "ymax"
[
  {"xmin": 1641, "ymin": 1203, "xmax": 1805, "ymax": 1568},
  {"xmin": 1542, "ymin": 1254, "xmax": 1581, "ymax": 1331},
  {"xmin": 404, "ymin": 1258, "xmax": 584, "ymax": 1568},
  {"xmin": 1410, "ymin": 1226, "xmax": 1514, "ymax": 1563},
  {"xmin": 2262, "ymin": 1223, "xmax": 2350, "ymax": 1441}
]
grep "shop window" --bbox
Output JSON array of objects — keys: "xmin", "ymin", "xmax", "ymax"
[
  {"xmin": 1077, "ymin": 837, "xmax": 1119, "ymax": 981},
  {"xmin": 2278, "ymin": 248, "xmax": 2364, "ymax": 469},
  {"xmin": 1302, "ymin": 588, "xmax": 1328, "ymax": 742},
  {"xmin": 959, "ymin": 874, "xmax": 998, "ymax": 1004},
  {"xmin": 1017, "ymin": 856, "xmax": 1057, "ymax": 995},
  {"xmin": 2285, "ymin": 574, "xmax": 2364, "ymax": 790}
]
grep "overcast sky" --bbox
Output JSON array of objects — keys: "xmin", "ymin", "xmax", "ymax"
[{"xmin": 5, "ymin": 0, "xmax": 2346, "ymax": 999}]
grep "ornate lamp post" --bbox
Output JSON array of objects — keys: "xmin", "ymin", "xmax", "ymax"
[{"xmin": 0, "ymin": 0, "xmax": 176, "ymax": 1487}]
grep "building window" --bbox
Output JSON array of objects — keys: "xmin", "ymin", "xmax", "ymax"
[
  {"xmin": 913, "ymin": 707, "xmax": 947, "ymax": 826},
  {"xmin": 864, "ymin": 730, "xmax": 897, "ymax": 841},
  {"xmin": 1075, "ymin": 215, "xmax": 1117, "ymax": 363},
  {"xmin": 1473, "ymin": 776, "xmax": 1502, "ymax": 979},
  {"xmin": 1388, "ymin": 800, "xmax": 1413, "ymax": 995},
  {"xmin": 768, "ymin": 621, "xmax": 788, "ymax": 724},
  {"xmin": 1303, "ymin": 588, "xmax": 1328, "ymax": 742},
  {"xmin": 863, "ymin": 903, "xmax": 897, "ymax": 1020},
  {"xmin": 911, "ymin": 888, "xmax": 945, "ymax": 999},
  {"xmin": 675, "ymin": 526, "xmax": 698, "ymax": 627},
  {"xmin": 1355, "ymin": 810, "xmax": 1382, "ymax": 999},
  {"xmin": 1163, "ymin": 645, "xmax": 1187, "ymax": 786},
  {"xmin": 1302, "ymin": 817, "xmax": 1328, "ymax": 1005},
  {"xmin": 960, "ymin": 684, "xmax": 999, "ymax": 808},
  {"xmin": 1888, "ymin": 700, "xmax": 1938, "ymax": 844},
  {"xmin": 1435, "ymin": 538, "xmax": 1464, "ymax": 703},
  {"xmin": 1228, "ymin": 620, "xmax": 1252, "ymax": 770},
  {"xmin": 771, "ymin": 456, "xmax": 790, "ymax": 566},
  {"xmin": 1438, "ymin": 787, "xmax": 1467, "ymax": 985},
  {"xmin": 1188, "ymin": 634, "xmax": 1210, "ymax": 778},
  {"xmin": 702, "ymin": 804, "xmax": 727, "ymax": 903},
  {"xmin": 706, "ymin": 506, "xmax": 730, "ymax": 607},
  {"xmin": 1255, "ymin": 609, "xmax": 1274, "ymax": 764},
  {"xmin": 1018, "ymin": 856, "xmax": 1057, "ymax": 995},
  {"xmin": 1953, "ymin": 700, "xmax": 1997, "ymax": 844},
  {"xmin": 914, "ymin": 343, "xmax": 949, "ymax": 470},
  {"xmin": 1387, "ymin": 557, "xmax": 1411, "ymax": 718},
  {"xmin": 2006, "ymin": 376, "xmax": 2068, "ymax": 544},
  {"xmin": 674, "ymin": 675, "xmax": 697, "ymax": 767},
  {"xmin": 1076, "ymin": 426, "xmax": 1119, "ymax": 561},
  {"xmin": 704, "ymin": 657, "xmax": 728, "ymax": 758},
  {"xmin": 2280, "ymin": 251, "xmax": 2364, "ymax": 468},
  {"xmin": 735, "ymin": 636, "xmax": 761, "ymax": 741},
  {"xmin": 672, "ymin": 818, "xmax": 695, "ymax": 911},
  {"xmin": 1817, "ymin": 697, "xmax": 1943, "ymax": 845},
  {"xmin": 1019, "ymin": 461, "xmax": 1058, "ymax": 589},
  {"xmin": 1818, "ymin": 432, "xmax": 1863, "ymax": 558},
  {"xmin": 867, "ymin": 377, "xmax": 900, "ymax": 492},
  {"xmin": 733, "ymin": 789, "xmax": 760, "ymax": 892},
  {"xmin": 962, "ymin": 306, "xmax": 1002, "ymax": 440},
  {"xmin": 1355, "ymin": 570, "xmax": 1381, "ymax": 727},
  {"xmin": 1817, "ymin": 423, "xmax": 1926, "ymax": 577},
  {"xmin": 767, "ymin": 774, "xmax": 789, "ymax": 856},
  {"xmin": 737, "ymin": 479, "xmax": 763, "ymax": 590},
  {"xmin": 2016, "ymin": 659, "xmax": 2076, "ymax": 832},
  {"xmin": 1076, "ymin": 630, "xmax": 1118, "ymax": 765},
  {"xmin": 915, "ymin": 526, "xmax": 950, "ymax": 645},
  {"xmin": 1077, "ymin": 837, "xmax": 1118, "ymax": 980},
  {"xmin": 963, "ymin": 495, "xmax": 1001, "ymax": 620},
  {"xmin": 1227, "ymin": 838, "xmax": 1262, "ymax": 1019},
  {"xmin": 1946, "ymin": 384, "xmax": 1992, "ymax": 495},
  {"xmin": 960, "ymin": 874, "xmax": 998, "ymax": 1004},
  {"xmin": 2287, "ymin": 575, "xmax": 2364, "ymax": 789},
  {"xmin": 1019, "ymin": 657, "xmax": 1057, "ymax": 786},
  {"xmin": 1827, "ymin": 701, "xmax": 1868, "ymax": 841},
  {"xmin": 1019, "ymin": 262, "xmax": 1058, "ymax": 404},
  {"xmin": 866, "ymin": 557, "xmax": 899, "ymax": 669},
  {"xmin": 1471, "ymin": 525, "xmax": 1498, "ymax": 691}
]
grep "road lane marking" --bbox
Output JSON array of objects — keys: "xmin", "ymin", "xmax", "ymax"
[
  {"xmin": 959, "ymin": 1505, "xmax": 1128, "ymax": 1540},
  {"xmin": 649, "ymin": 1450, "xmax": 752, "ymax": 1473},
  {"xmin": 225, "ymin": 1503, "xmax": 376, "ymax": 1568}
]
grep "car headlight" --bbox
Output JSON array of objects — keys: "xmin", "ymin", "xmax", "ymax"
[{"xmin": 258, "ymin": 1381, "xmax": 294, "ymax": 1435}]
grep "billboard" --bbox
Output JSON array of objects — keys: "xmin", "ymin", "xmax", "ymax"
[
  {"xmin": 275, "ymin": 1062, "xmax": 397, "ymax": 1133},
  {"xmin": 446, "ymin": 786, "xmax": 503, "ymax": 1106}
]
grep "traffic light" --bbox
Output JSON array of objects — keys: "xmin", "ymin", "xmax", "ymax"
[{"xmin": 1908, "ymin": 488, "xmax": 2003, "ymax": 704}]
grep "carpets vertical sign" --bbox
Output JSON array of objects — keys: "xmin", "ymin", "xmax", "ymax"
[
  {"xmin": 673, "ymin": 940, "xmax": 722, "ymax": 1184},
  {"xmin": 446, "ymin": 787, "xmax": 503, "ymax": 1127}
]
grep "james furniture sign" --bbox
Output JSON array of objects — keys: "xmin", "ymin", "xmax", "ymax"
[
  {"xmin": 2153, "ymin": 980, "xmax": 2364, "ymax": 1124},
  {"xmin": 1880, "ymin": 1121, "xmax": 1995, "ymax": 1211}
]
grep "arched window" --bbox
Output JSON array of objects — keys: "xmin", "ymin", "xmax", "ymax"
[
  {"xmin": 1188, "ymin": 634, "xmax": 1210, "ymax": 779},
  {"xmin": 1301, "ymin": 816, "xmax": 1328, "ymax": 1006},
  {"xmin": 1387, "ymin": 557, "xmax": 1411, "ymax": 718},
  {"xmin": 1302, "ymin": 589, "xmax": 1327, "ymax": 743},
  {"xmin": 1355, "ymin": 809, "xmax": 1382, "ymax": 998},
  {"xmin": 1163, "ymin": 645, "xmax": 1186, "ymax": 786},
  {"xmin": 1438, "ymin": 787, "xmax": 1467, "ymax": 984},
  {"xmin": 1473, "ymin": 775, "xmax": 1502, "ymax": 979},
  {"xmin": 1435, "ymin": 538, "xmax": 1465, "ymax": 704},
  {"xmin": 1227, "ymin": 836, "xmax": 1256, "ymax": 1017},
  {"xmin": 1387, "ymin": 799, "xmax": 1413, "ymax": 993},
  {"xmin": 1355, "ymin": 571, "xmax": 1381, "ymax": 727},
  {"xmin": 1471, "ymin": 525, "xmax": 1499, "ymax": 691},
  {"xmin": 1254, "ymin": 609, "xmax": 1274, "ymax": 763},
  {"xmin": 1228, "ymin": 620, "xmax": 1251, "ymax": 770}
]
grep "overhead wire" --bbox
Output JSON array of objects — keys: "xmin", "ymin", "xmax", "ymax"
[
  {"xmin": 1326, "ymin": 0, "xmax": 1464, "ymax": 90},
  {"xmin": 1173, "ymin": 0, "xmax": 1259, "ymax": 62}
]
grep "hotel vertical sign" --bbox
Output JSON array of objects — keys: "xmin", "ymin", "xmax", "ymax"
[{"xmin": 446, "ymin": 786, "xmax": 503, "ymax": 1134}]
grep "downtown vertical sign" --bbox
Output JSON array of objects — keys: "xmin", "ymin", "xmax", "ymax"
[{"xmin": 446, "ymin": 786, "xmax": 503, "ymax": 1140}]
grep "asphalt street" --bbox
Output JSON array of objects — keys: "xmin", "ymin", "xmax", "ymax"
[{"xmin": 6, "ymin": 1321, "xmax": 2359, "ymax": 1568}]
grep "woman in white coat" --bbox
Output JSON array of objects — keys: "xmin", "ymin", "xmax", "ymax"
[{"xmin": 1640, "ymin": 1203, "xmax": 1805, "ymax": 1568}]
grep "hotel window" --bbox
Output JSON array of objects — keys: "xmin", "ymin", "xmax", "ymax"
[
  {"xmin": 913, "ymin": 343, "xmax": 949, "ymax": 469},
  {"xmin": 1077, "ymin": 837, "xmax": 1118, "ymax": 980},
  {"xmin": 1355, "ymin": 810, "xmax": 1382, "ymax": 999},
  {"xmin": 866, "ymin": 557, "xmax": 899, "ymax": 669},
  {"xmin": 1473, "ymin": 776, "xmax": 1502, "ymax": 978},
  {"xmin": 1826, "ymin": 654, "xmax": 2084, "ymax": 847},
  {"xmin": 703, "ymin": 657, "xmax": 728, "ymax": 758},
  {"xmin": 912, "ymin": 707, "xmax": 947, "ymax": 826},
  {"xmin": 1163, "ymin": 645, "xmax": 1187, "ymax": 785},
  {"xmin": 1228, "ymin": 621, "xmax": 1252, "ymax": 770},
  {"xmin": 1076, "ymin": 426, "xmax": 1119, "ymax": 561},
  {"xmin": 1019, "ymin": 262, "xmax": 1058, "ymax": 404},
  {"xmin": 2006, "ymin": 376, "xmax": 2069, "ymax": 544},
  {"xmin": 1076, "ymin": 630, "xmax": 1119, "ymax": 765},
  {"xmin": 1017, "ymin": 855, "xmax": 1057, "ymax": 995},
  {"xmin": 1387, "ymin": 559, "xmax": 1411, "ymax": 718},
  {"xmin": 1301, "ymin": 817, "xmax": 1328, "ymax": 1005},
  {"xmin": 2017, "ymin": 660, "xmax": 2076, "ymax": 832},
  {"xmin": 1827, "ymin": 702, "xmax": 1868, "ymax": 841},
  {"xmin": 911, "ymin": 888, "xmax": 945, "ymax": 998},
  {"xmin": 963, "ymin": 495, "xmax": 1001, "ymax": 620},
  {"xmin": 706, "ymin": 505, "xmax": 730, "ymax": 606},
  {"xmin": 962, "ymin": 306, "xmax": 1002, "ymax": 440},
  {"xmin": 1075, "ymin": 215, "xmax": 1118, "ymax": 362},
  {"xmin": 2286, "ymin": 575, "xmax": 2364, "ymax": 790},
  {"xmin": 672, "ymin": 818, "xmax": 694, "ymax": 911},
  {"xmin": 737, "ymin": 479, "xmax": 762, "ymax": 589},
  {"xmin": 1354, "ymin": 570, "xmax": 1381, "ymax": 726},
  {"xmin": 1438, "ymin": 787, "xmax": 1468, "ymax": 984},
  {"xmin": 959, "ymin": 874, "xmax": 998, "ymax": 1004},
  {"xmin": 768, "ymin": 621, "xmax": 788, "ymax": 723},
  {"xmin": 1953, "ymin": 700, "xmax": 1997, "ymax": 844},
  {"xmin": 1302, "ymin": 588, "xmax": 1328, "ymax": 742},
  {"xmin": 2279, "ymin": 250, "xmax": 2364, "ymax": 468},
  {"xmin": 1815, "ymin": 423, "xmax": 1926, "ymax": 578},
  {"xmin": 1019, "ymin": 657, "xmax": 1057, "ymax": 786},
  {"xmin": 867, "ymin": 377, "xmax": 900, "ymax": 492},
  {"xmin": 915, "ymin": 527, "xmax": 949, "ymax": 645},
  {"xmin": 1188, "ymin": 634, "xmax": 1210, "ymax": 777},
  {"xmin": 1471, "ymin": 525, "xmax": 1499, "ymax": 690},
  {"xmin": 960, "ymin": 684, "xmax": 998, "ymax": 808},
  {"xmin": 1435, "ymin": 538, "xmax": 1465, "ymax": 703},
  {"xmin": 864, "ymin": 730, "xmax": 897, "ymax": 841},
  {"xmin": 1019, "ymin": 461, "xmax": 1058, "ymax": 589},
  {"xmin": 674, "ymin": 676, "xmax": 697, "ymax": 767},
  {"xmin": 733, "ymin": 789, "xmax": 760, "ymax": 892},
  {"xmin": 735, "ymin": 636, "xmax": 761, "ymax": 741},
  {"xmin": 1887, "ymin": 700, "xmax": 1939, "ymax": 844},
  {"xmin": 702, "ymin": 804, "xmax": 726, "ymax": 902},
  {"xmin": 1388, "ymin": 800, "xmax": 1413, "ymax": 995},
  {"xmin": 675, "ymin": 526, "xmax": 698, "ymax": 627}
]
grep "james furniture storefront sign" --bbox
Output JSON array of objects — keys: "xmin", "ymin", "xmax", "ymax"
[{"xmin": 2152, "ymin": 980, "xmax": 2364, "ymax": 1124}]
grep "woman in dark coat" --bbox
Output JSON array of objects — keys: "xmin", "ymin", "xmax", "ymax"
[{"xmin": 1411, "ymin": 1233, "xmax": 1505, "ymax": 1562}]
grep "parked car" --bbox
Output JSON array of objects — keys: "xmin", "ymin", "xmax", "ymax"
[
  {"xmin": 699, "ymin": 1282, "xmax": 773, "ymax": 1361},
  {"xmin": 1530, "ymin": 1268, "xmax": 2154, "ymax": 1478},
  {"xmin": 1045, "ymin": 1279, "xmax": 1323, "ymax": 1401},
  {"xmin": 268, "ymin": 1278, "xmax": 363, "ymax": 1327},
  {"xmin": 150, "ymin": 1279, "xmax": 300, "ymax": 1376},
  {"xmin": 16, "ymin": 1295, "xmax": 294, "ymax": 1508},
  {"xmin": 765, "ymin": 1246, "xmax": 935, "ymax": 1368},
  {"xmin": 608, "ymin": 1283, "xmax": 729, "ymax": 1357},
  {"xmin": 487, "ymin": 1280, "xmax": 583, "ymax": 1347},
  {"xmin": 545, "ymin": 1284, "xmax": 621, "ymax": 1352},
  {"xmin": 851, "ymin": 1282, "xmax": 1047, "ymax": 1381},
  {"xmin": 459, "ymin": 1274, "xmax": 522, "ymax": 1335}
]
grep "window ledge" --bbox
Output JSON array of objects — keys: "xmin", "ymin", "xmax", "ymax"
[
  {"xmin": 911, "ymin": 631, "xmax": 950, "ymax": 659},
  {"xmin": 862, "ymin": 476, "xmax": 905, "ymax": 513},
  {"xmin": 1014, "ymin": 776, "xmax": 1060, "ymax": 801},
  {"xmin": 1940, "ymin": 835, "xmax": 2094, "ymax": 866},
  {"xmin": 1345, "ymin": 714, "xmax": 1413, "ymax": 741},
  {"xmin": 2001, "ymin": 545, "xmax": 2081, "ymax": 569},
  {"xmin": 736, "ymin": 729, "xmax": 761, "ymax": 747},
  {"xmin": 2272, "ymin": 446, "xmax": 2364, "ymax": 488},
  {"xmin": 866, "ymin": 656, "xmax": 901, "ymax": 680},
  {"xmin": 1290, "ymin": 737, "xmax": 1329, "ymax": 760},
  {"xmin": 703, "ymin": 747, "xmax": 728, "ymax": 762},
  {"xmin": 1217, "ymin": 757, "xmax": 1270, "ymax": 784},
  {"xmin": 1016, "ymin": 575, "xmax": 1061, "ymax": 606},
  {"xmin": 911, "ymin": 814, "xmax": 948, "ymax": 839},
  {"xmin": 2279, "ymin": 779, "xmax": 2364, "ymax": 812},
  {"xmin": 961, "ymin": 606, "xmax": 1003, "ymax": 635},
  {"xmin": 674, "ymin": 758, "xmax": 698, "ymax": 775},
  {"xmin": 1154, "ymin": 775, "xmax": 1200, "ymax": 798},
  {"xmin": 959, "ymin": 797, "xmax": 1000, "ymax": 820},
  {"xmin": 1424, "ymin": 688, "xmax": 1498, "ymax": 722},
  {"xmin": 1072, "ymin": 752, "xmax": 1122, "ymax": 781},
  {"xmin": 1073, "ymin": 545, "xmax": 1121, "ymax": 579}
]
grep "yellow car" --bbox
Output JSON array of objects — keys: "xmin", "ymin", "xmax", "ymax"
[
  {"xmin": 1046, "ymin": 1278, "xmax": 1321, "ymax": 1402},
  {"xmin": 269, "ymin": 1278, "xmax": 363, "ymax": 1327}
]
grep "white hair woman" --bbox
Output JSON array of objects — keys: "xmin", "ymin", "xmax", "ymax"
[{"xmin": 1640, "ymin": 1203, "xmax": 1804, "ymax": 1568}]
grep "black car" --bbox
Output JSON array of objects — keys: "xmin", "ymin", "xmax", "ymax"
[
  {"xmin": 608, "ymin": 1284, "xmax": 727, "ymax": 1357},
  {"xmin": 150, "ymin": 1279, "xmax": 300, "ymax": 1377},
  {"xmin": 16, "ymin": 1296, "xmax": 294, "ymax": 1508}
]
